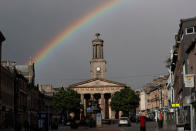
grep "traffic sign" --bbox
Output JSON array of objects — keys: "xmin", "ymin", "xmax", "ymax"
[{"xmin": 87, "ymin": 108, "xmax": 93, "ymax": 113}]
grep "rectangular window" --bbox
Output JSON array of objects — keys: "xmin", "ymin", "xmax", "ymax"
[{"xmin": 186, "ymin": 27, "xmax": 194, "ymax": 34}]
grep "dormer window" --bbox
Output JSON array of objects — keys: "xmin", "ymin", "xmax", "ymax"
[{"xmin": 186, "ymin": 27, "xmax": 194, "ymax": 35}]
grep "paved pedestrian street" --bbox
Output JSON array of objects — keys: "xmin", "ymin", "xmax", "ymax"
[{"xmin": 52, "ymin": 122, "xmax": 176, "ymax": 131}]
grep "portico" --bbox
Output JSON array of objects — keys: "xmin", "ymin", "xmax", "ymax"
[{"xmin": 69, "ymin": 78, "xmax": 127, "ymax": 119}]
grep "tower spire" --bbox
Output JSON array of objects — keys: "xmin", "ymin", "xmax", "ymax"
[{"xmin": 90, "ymin": 33, "xmax": 106, "ymax": 79}]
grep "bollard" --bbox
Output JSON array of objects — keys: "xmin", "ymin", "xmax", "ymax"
[{"xmin": 140, "ymin": 116, "xmax": 146, "ymax": 131}]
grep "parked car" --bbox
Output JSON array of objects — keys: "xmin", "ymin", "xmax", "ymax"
[{"xmin": 118, "ymin": 117, "xmax": 131, "ymax": 127}]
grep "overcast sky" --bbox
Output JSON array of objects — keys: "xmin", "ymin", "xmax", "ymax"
[{"xmin": 1, "ymin": 0, "xmax": 196, "ymax": 89}]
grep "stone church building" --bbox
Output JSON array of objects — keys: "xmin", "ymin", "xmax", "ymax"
[{"xmin": 68, "ymin": 33, "xmax": 129, "ymax": 119}]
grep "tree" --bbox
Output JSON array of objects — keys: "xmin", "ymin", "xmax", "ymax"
[
  {"xmin": 52, "ymin": 88, "xmax": 82, "ymax": 119},
  {"xmin": 110, "ymin": 88, "xmax": 140, "ymax": 116}
]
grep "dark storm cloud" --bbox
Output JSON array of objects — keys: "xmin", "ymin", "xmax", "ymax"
[
  {"xmin": 1, "ymin": 0, "xmax": 196, "ymax": 89},
  {"xmin": 0, "ymin": 0, "xmax": 104, "ymax": 63}
]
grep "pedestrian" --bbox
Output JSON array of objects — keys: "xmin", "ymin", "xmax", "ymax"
[
  {"xmin": 24, "ymin": 120, "xmax": 29, "ymax": 131},
  {"xmin": 140, "ymin": 116, "xmax": 146, "ymax": 131},
  {"xmin": 159, "ymin": 112, "xmax": 163, "ymax": 128}
]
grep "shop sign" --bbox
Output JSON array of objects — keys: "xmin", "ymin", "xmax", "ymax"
[
  {"xmin": 87, "ymin": 107, "xmax": 93, "ymax": 113},
  {"xmin": 184, "ymin": 74, "xmax": 194, "ymax": 87},
  {"xmin": 169, "ymin": 108, "xmax": 174, "ymax": 112},
  {"xmin": 171, "ymin": 103, "xmax": 180, "ymax": 107}
]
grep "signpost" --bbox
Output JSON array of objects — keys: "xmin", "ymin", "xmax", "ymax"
[
  {"xmin": 96, "ymin": 113, "xmax": 102, "ymax": 127},
  {"xmin": 87, "ymin": 108, "xmax": 93, "ymax": 113},
  {"xmin": 184, "ymin": 74, "xmax": 194, "ymax": 87}
]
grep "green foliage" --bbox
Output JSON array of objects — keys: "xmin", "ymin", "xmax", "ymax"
[
  {"xmin": 52, "ymin": 88, "xmax": 82, "ymax": 114},
  {"xmin": 110, "ymin": 88, "xmax": 140, "ymax": 114}
]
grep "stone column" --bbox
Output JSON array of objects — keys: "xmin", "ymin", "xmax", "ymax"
[
  {"xmin": 90, "ymin": 94, "xmax": 94, "ymax": 100},
  {"xmin": 95, "ymin": 45, "xmax": 97, "ymax": 58},
  {"xmin": 80, "ymin": 94, "xmax": 84, "ymax": 105},
  {"xmin": 80, "ymin": 94, "xmax": 84, "ymax": 120},
  {"xmin": 101, "ymin": 94, "xmax": 105, "ymax": 119},
  {"xmin": 110, "ymin": 93, "xmax": 115, "ymax": 119},
  {"xmin": 93, "ymin": 46, "xmax": 96, "ymax": 59},
  {"xmin": 109, "ymin": 97, "xmax": 115, "ymax": 119},
  {"xmin": 101, "ymin": 45, "xmax": 103, "ymax": 59},
  {"xmin": 84, "ymin": 97, "xmax": 86, "ymax": 117},
  {"xmin": 97, "ymin": 45, "xmax": 100, "ymax": 58},
  {"xmin": 109, "ymin": 98, "xmax": 111, "ymax": 119}
]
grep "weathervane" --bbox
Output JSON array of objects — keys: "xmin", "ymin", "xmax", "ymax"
[{"xmin": 95, "ymin": 33, "xmax": 100, "ymax": 39}]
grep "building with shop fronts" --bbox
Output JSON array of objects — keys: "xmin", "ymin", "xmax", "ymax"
[
  {"xmin": 0, "ymin": 63, "xmax": 15, "ymax": 128},
  {"xmin": 139, "ymin": 75, "xmax": 168, "ymax": 121},
  {"xmin": 0, "ymin": 31, "xmax": 6, "ymax": 128},
  {"xmin": 0, "ymin": 32, "xmax": 15, "ymax": 128},
  {"xmin": 185, "ymin": 38, "xmax": 196, "ymax": 130},
  {"xmin": 170, "ymin": 17, "xmax": 196, "ymax": 130},
  {"xmin": 68, "ymin": 33, "xmax": 129, "ymax": 119}
]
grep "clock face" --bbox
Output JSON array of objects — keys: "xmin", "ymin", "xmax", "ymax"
[{"xmin": 96, "ymin": 67, "xmax": 101, "ymax": 72}]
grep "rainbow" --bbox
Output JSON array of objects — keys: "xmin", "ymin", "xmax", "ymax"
[{"xmin": 29, "ymin": 0, "xmax": 123, "ymax": 66}]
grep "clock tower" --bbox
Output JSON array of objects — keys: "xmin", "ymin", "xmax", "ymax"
[{"xmin": 90, "ymin": 33, "xmax": 106, "ymax": 79}]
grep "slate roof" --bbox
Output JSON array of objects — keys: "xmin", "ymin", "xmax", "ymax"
[
  {"xmin": 178, "ymin": 17, "xmax": 196, "ymax": 63},
  {"xmin": 180, "ymin": 16, "xmax": 196, "ymax": 23}
]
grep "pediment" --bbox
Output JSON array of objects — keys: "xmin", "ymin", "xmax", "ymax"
[
  {"xmin": 69, "ymin": 79, "xmax": 126, "ymax": 88},
  {"xmin": 77, "ymin": 80, "xmax": 119, "ymax": 87}
]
